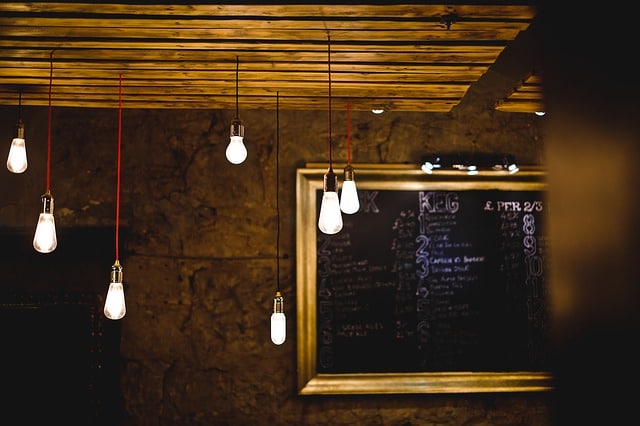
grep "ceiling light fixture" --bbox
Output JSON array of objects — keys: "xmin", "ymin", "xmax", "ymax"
[
  {"xmin": 226, "ymin": 56, "xmax": 247, "ymax": 164},
  {"xmin": 33, "ymin": 51, "xmax": 57, "ymax": 254},
  {"xmin": 340, "ymin": 101, "xmax": 360, "ymax": 214},
  {"xmin": 271, "ymin": 91, "xmax": 286, "ymax": 345},
  {"xmin": 104, "ymin": 73, "xmax": 126, "ymax": 320},
  {"xmin": 6, "ymin": 91, "xmax": 28, "ymax": 173},
  {"xmin": 317, "ymin": 35, "xmax": 343, "ymax": 235}
]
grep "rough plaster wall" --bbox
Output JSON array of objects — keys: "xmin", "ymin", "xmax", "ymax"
[{"xmin": 0, "ymin": 105, "xmax": 549, "ymax": 425}]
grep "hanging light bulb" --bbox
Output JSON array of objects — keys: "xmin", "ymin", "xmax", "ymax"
[
  {"xmin": 318, "ymin": 35, "xmax": 343, "ymax": 235},
  {"xmin": 319, "ymin": 169, "xmax": 343, "ymax": 234},
  {"xmin": 271, "ymin": 92, "xmax": 286, "ymax": 345},
  {"xmin": 226, "ymin": 117, "xmax": 246, "ymax": 164},
  {"xmin": 340, "ymin": 165, "xmax": 359, "ymax": 214},
  {"xmin": 33, "ymin": 190, "xmax": 57, "ymax": 253},
  {"xmin": 104, "ymin": 260, "xmax": 126, "ymax": 320},
  {"xmin": 7, "ymin": 92, "xmax": 27, "ymax": 173},
  {"xmin": 271, "ymin": 291, "xmax": 286, "ymax": 345},
  {"xmin": 226, "ymin": 56, "xmax": 247, "ymax": 164},
  {"xmin": 104, "ymin": 73, "xmax": 127, "ymax": 320},
  {"xmin": 33, "ymin": 52, "xmax": 57, "ymax": 253},
  {"xmin": 340, "ymin": 102, "xmax": 360, "ymax": 214}
]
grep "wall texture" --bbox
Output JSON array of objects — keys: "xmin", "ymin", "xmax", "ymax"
[{"xmin": 0, "ymin": 101, "xmax": 550, "ymax": 425}]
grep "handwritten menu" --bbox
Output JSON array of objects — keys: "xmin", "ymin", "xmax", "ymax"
[{"xmin": 316, "ymin": 189, "xmax": 550, "ymax": 374}]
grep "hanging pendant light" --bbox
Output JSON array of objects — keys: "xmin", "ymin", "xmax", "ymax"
[
  {"xmin": 105, "ymin": 259, "xmax": 126, "ymax": 320},
  {"xmin": 104, "ymin": 73, "xmax": 126, "ymax": 320},
  {"xmin": 226, "ymin": 56, "xmax": 247, "ymax": 164},
  {"xmin": 33, "ymin": 52, "xmax": 57, "ymax": 253},
  {"xmin": 318, "ymin": 35, "xmax": 343, "ymax": 235},
  {"xmin": 270, "ymin": 92, "xmax": 286, "ymax": 345},
  {"xmin": 7, "ymin": 91, "xmax": 28, "ymax": 173},
  {"xmin": 340, "ymin": 101, "xmax": 360, "ymax": 214}
]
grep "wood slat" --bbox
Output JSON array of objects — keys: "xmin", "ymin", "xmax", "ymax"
[
  {"xmin": 0, "ymin": 3, "xmax": 537, "ymax": 20},
  {"xmin": 0, "ymin": 17, "xmax": 532, "ymax": 32}
]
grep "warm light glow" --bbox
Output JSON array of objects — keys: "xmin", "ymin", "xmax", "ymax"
[
  {"xmin": 271, "ymin": 312, "xmax": 286, "ymax": 345},
  {"xmin": 226, "ymin": 115, "xmax": 246, "ymax": 164},
  {"xmin": 271, "ymin": 291, "xmax": 286, "ymax": 345},
  {"xmin": 33, "ymin": 191, "xmax": 57, "ymax": 253},
  {"xmin": 340, "ymin": 180, "xmax": 359, "ymax": 214},
  {"xmin": 104, "ymin": 261, "xmax": 126, "ymax": 320},
  {"xmin": 33, "ymin": 213, "xmax": 57, "ymax": 253},
  {"xmin": 340, "ymin": 165, "xmax": 360, "ymax": 214},
  {"xmin": 7, "ymin": 137, "xmax": 27, "ymax": 173},
  {"xmin": 319, "ymin": 191, "xmax": 343, "ymax": 234},
  {"xmin": 104, "ymin": 283, "xmax": 126, "ymax": 320},
  {"xmin": 226, "ymin": 135, "xmax": 247, "ymax": 164},
  {"xmin": 319, "ymin": 168, "xmax": 343, "ymax": 234}
]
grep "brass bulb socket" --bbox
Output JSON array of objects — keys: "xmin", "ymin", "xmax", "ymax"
[
  {"xmin": 111, "ymin": 260, "xmax": 124, "ymax": 284},
  {"xmin": 343, "ymin": 164, "xmax": 355, "ymax": 181},
  {"xmin": 273, "ymin": 291, "xmax": 284, "ymax": 313}
]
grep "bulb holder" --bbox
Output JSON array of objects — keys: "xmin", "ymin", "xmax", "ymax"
[
  {"xmin": 323, "ymin": 168, "xmax": 338, "ymax": 192},
  {"xmin": 40, "ymin": 191, "xmax": 54, "ymax": 214},
  {"xmin": 230, "ymin": 117, "xmax": 244, "ymax": 138},
  {"xmin": 273, "ymin": 291, "xmax": 284, "ymax": 314},
  {"xmin": 111, "ymin": 260, "xmax": 123, "ymax": 284},
  {"xmin": 15, "ymin": 119, "xmax": 25, "ymax": 139},
  {"xmin": 343, "ymin": 164, "xmax": 355, "ymax": 181}
]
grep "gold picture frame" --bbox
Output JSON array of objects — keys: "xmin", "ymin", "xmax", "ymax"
[{"xmin": 296, "ymin": 163, "xmax": 553, "ymax": 395}]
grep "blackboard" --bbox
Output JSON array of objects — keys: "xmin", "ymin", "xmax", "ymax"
[{"xmin": 296, "ymin": 164, "xmax": 553, "ymax": 395}]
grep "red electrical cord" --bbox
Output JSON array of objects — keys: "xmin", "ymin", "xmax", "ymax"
[{"xmin": 115, "ymin": 73, "xmax": 123, "ymax": 261}]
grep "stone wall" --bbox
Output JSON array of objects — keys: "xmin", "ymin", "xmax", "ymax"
[{"xmin": 0, "ymin": 103, "xmax": 550, "ymax": 425}]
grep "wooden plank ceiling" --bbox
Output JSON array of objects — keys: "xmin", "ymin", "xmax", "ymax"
[{"xmin": 0, "ymin": 2, "xmax": 538, "ymax": 112}]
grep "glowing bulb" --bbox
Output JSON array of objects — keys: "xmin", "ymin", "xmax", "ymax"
[
  {"xmin": 270, "ymin": 291, "xmax": 286, "ymax": 345},
  {"xmin": 33, "ymin": 191, "xmax": 57, "ymax": 253},
  {"xmin": 340, "ymin": 165, "xmax": 360, "ymax": 214},
  {"xmin": 319, "ymin": 192, "xmax": 342, "ymax": 234},
  {"xmin": 7, "ymin": 137, "xmax": 27, "ymax": 173},
  {"xmin": 104, "ymin": 260, "xmax": 126, "ymax": 320},
  {"xmin": 226, "ymin": 117, "xmax": 247, "ymax": 164},
  {"xmin": 318, "ymin": 169, "xmax": 343, "ymax": 234},
  {"xmin": 7, "ymin": 120, "xmax": 27, "ymax": 173}
]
